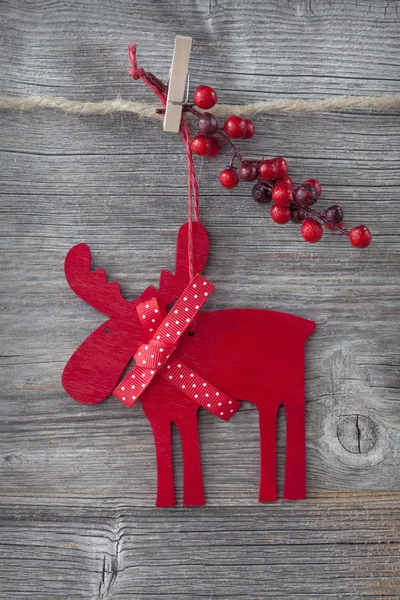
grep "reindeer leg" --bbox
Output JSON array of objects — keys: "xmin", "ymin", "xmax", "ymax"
[
  {"xmin": 284, "ymin": 402, "xmax": 306, "ymax": 500},
  {"xmin": 258, "ymin": 403, "xmax": 278, "ymax": 502},
  {"xmin": 147, "ymin": 416, "xmax": 176, "ymax": 508},
  {"xmin": 175, "ymin": 409, "xmax": 205, "ymax": 507}
]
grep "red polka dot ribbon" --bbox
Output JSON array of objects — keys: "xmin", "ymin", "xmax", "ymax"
[{"xmin": 113, "ymin": 274, "xmax": 241, "ymax": 421}]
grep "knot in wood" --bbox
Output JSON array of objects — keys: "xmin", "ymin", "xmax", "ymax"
[{"xmin": 336, "ymin": 414, "xmax": 377, "ymax": 454}]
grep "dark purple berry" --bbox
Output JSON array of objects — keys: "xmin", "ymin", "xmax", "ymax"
[
  {"xmin": 325, "ymin": 204, "xmax": 344, "ymax": 225},
  {"xmin": 252, "ymin": 182, "xmax": 272, "ymax": 204},
  {"xmin": 197, "ymin": 112, "xmax": 218, "ymax": 136},
  {"xmin": 294, "ymin": 183, "xmax": 318, "ymax": 206},
  {"xmin": 290, "ymin": 205, "xmax": 306, "ymax": 223},
  {"xmin": 239, "ymin": 161, "xmax": 258, "ymax": 181}
]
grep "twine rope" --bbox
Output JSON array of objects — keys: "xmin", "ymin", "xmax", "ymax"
[
  {"xmin": 1, "ymin": 92, "xmax": 400, "ymax": 118},
  {"xmin": 126, "ymin": 44, "xmax": 199, "ymax": 282}
]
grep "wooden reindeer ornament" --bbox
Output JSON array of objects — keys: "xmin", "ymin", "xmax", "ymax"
[{"xmin": 63, "ymin": 221, "xmax": 315, "ymax": 507}]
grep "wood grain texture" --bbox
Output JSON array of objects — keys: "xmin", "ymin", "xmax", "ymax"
[
  {"xmin": 0, "ymin": 493, "xmax": 398, "ymax": 600},
  {"xmin": 0, "ymin": 0, "xmax": 399, "ymax": 597}
]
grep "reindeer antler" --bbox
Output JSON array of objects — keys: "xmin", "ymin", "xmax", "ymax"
[
  {"xmin": 65, "ymin": 244, "xmax": 138, "ymax": 318},
  {"xmin": 158, "ymin": 222, "xmax": 210, "ymax": 305}
]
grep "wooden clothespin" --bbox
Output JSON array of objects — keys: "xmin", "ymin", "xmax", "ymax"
[{"xmin": 163, "ymin": 35, "xmax": 193, "ymax": 133}]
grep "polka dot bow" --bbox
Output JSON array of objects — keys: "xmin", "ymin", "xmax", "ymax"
[{"xmin": 113, "ymin": 274, "xmax": 240, "ymax": 421}]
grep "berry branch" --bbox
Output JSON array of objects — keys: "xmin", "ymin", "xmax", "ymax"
[{"xmin": 129, "ymin": 46, "xmax": 372, "ymax": 248}]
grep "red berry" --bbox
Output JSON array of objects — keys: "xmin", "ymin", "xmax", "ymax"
[
  {"xmin": 206, "ymin": 136, "xmax": 221, "ymax": 157},
  {"xmin": 219, "ymin": 167, "xmax": 239, "ymax": 189},
  {"xmin": 193, "ymin": 85, "xmax": 217, "ymax": 110},
  {"xmin": 191, "ymin": 135, "xmax": 211, "ymax": 156},
  {"xmin": 224, "ymin": 116, "xmax": 246, "ymax": 138},
  {"xmin": 272, "ymin": 182, "xmax": 293, "ymax": 206},
  {"xmin": 349, "ymin": 225, "xmax": 372, "ymax": 248},
  {"xmin": 239, "ymin": 161, "xmax": 258, "ymax": 181},
  {"xmin": 259, "ymin": 159, "xmax": 278, "ymax": 182},
  {"xmin": 197, "ymin": 112, "xmax": 218, "ymax": 136},
  {"xmin": 270, "ymin": 205, "xmax": 291, "ymax": 224},
  {"xmin": 274, "ymin": 157, "xmax": 289, "ymax": 179},
  {"xmin": 301, "ymin": 218, "xmax": 323, "ymax": 243},
  {"xmin": 295, "ymin": 183, "xmax": 318, "ymax": 206},
  {"xmin": 279, "ymin": 176, "xmax": 293, "ymax": 187},
  {"xmin": 242, "ymin": 120, "xmax": 256, "ymax": 139},
  {"xmin": 304, "ymin": 178, "xmax": 322, "ymax": 197}
]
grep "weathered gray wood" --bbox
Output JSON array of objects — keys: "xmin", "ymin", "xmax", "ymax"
[
  {"xmin": 0, "ymin": 0, "xmax": 399, "ymax": 598},
  {"xmin": 0, "ymin": 493, "xmax": 399, "ymax": 599}
]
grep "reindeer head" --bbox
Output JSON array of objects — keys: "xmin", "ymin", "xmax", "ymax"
[{"xmin": 62, "ymin": 222, "xmax": 209, "ymax": 405}]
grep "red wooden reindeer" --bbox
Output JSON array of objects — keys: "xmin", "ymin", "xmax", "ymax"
[{"xmin": 63, "ymin": 223, "xmax": 315, "ymax": 507}]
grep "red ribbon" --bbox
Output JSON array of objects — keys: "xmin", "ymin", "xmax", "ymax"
[{"xmin": 113, "ymin": 274, "xmax": 240, "ymax": 421}]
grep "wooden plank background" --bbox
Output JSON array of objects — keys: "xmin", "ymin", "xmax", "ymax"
[{"xmin": 0, "ymin": 0, "xmax": 399, "ymax": 598}]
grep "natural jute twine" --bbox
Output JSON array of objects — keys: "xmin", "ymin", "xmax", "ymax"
[{"xmin": 1, "ymin": 93, "xmax": 400, "ymax": 118}]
